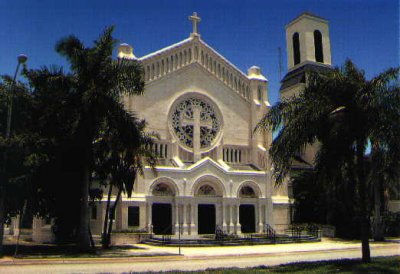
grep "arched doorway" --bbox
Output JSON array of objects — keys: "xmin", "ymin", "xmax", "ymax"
[
  {"xmin": 196, "ymin": 184, "xmax": 220, "ymax": 234},
  {"xmin": 239, "ymin": 185, "xmax": 257, "ymax": 233},
  {"xmin": 152, "ymin": 183, "xmax": 175, "ymax": 234}
]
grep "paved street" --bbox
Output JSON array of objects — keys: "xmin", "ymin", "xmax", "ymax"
[{"xmin": 0, "ymin": 239, "xmax": 399, "ymax": 274}]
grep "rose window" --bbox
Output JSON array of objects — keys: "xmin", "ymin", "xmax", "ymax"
[{"xmin": 171, "ymin": 97, "xmax": 220, "ymax": 150}]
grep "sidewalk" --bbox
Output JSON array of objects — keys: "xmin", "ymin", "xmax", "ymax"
[
  {"xmin": 134, "ymin": 238, "xmax": 400, "ymax": 257},
  {"xmin": 1, "ymin": 238, "xmax": 399, "ymax": 265}
]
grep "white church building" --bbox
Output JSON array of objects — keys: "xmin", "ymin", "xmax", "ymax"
[
  {"xmin": 106, "ymin": 12, "xmax": 291, "ymax": 237},
  {"xmin": 28, "ymin": 12, "xmax": 346, "ymax": 241}
]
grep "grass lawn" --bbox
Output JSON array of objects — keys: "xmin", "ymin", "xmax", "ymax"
[{"xmin": 135, "ymin": 256, "xmax": 399, "ymax": 274}]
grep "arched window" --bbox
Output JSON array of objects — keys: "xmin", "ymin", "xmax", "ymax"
[
  {"xmin": 152, "ymin": 183, "xmax": 175, "ymax": 196},
  {"xmin": 292, "ymin": 32, "xmax": 300, "ymax": 65},
  {"xmin": 239, "ymin": 186, "xmax": 257, "ymax": 198},
  {"xmin": 197, "ymin": 184, "xmax": 217, "ymax": 196},
  {"xmin": 314, "ymin": 30, "xmax": 324, "ymax": 63}
]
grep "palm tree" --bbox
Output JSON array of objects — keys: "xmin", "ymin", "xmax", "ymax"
[
  {"xmin": 54, "ymin": 26, "xmax": 145, "ymax": 250},
  {"xmin": 256, "ymin": 59, "xmax": 399, "ymax": 262},
  {"xmin": 93, "ymin": 117, "xmax": 157, "ymax": 248}
]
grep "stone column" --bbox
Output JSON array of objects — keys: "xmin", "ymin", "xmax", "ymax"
[
  {"xmin": 182, "ymin": 203, "xmax": 188, "ymax": 234},
  {"xmin": 266, "ymin": 199, "xmax": 274, "ymax": 227},
  {"xmin": 222, "ymin": 201, "xmax": 227, "ymax": 232},
  {"xmin": 228, "ymin": 204, "xmax": 233, "ymax": 233},
  {"xmin": 174, "ymin": 203, "xmax": 179, "ymax": 235},
  {"xmin": 147, "ymin": 202, "xmax": 153, "ymax": 233},
  {"xmin": 235, "ymin": 204, "xmax": 240, "ymax": 234},
  {"xmin": 190, "ymin": 202, "xmax": 196, "ymax": 235},
  {"xmin": 258, "ymin": 203, "xmax": 263, "ymax": 233},
  {"xmin": 215, "ymin": 204, "xmax": 221, "ymax": 230}
]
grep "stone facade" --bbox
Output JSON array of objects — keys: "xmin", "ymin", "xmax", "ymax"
[{"xmin": 86, "ymin": 12, "xmax": 291, "ymax": 237}]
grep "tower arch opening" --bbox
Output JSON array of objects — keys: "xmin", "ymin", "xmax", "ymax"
[
  {"xmin": 292, "ymin": 32, "xmax": 300, "ymax": 65},
  {"xmin": 314, "ymin": 30, "xmax": 324, "ymax": 63}
]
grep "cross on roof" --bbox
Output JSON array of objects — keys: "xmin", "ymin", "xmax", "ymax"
[{"xmin": 189, "ymin": 12, "xmax": 201, "ymax": 37}]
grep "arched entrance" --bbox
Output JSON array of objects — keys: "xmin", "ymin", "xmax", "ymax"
[
  {"xmin": 152, "ymin": 204, "xmax": 172, "ymax": 234},
  {"xmin": 195, "ymin": 184, "xmax": 221, "ymax": 234},
  {"xmin": 151, "ymin": 183, "xmax": 175, "ymax": 235},
  {"xmin": 239, "ymin": 205, "xmax": 255, "ymax": 233},
  {"xmin": 239, "ymin": 185, "xmax": 258, "ymax": 233},
  {"xmin": 198, "ymin": 204, "xmax": 215, "ymax": 234}
]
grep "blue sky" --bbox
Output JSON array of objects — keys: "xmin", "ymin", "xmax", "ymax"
[{"xmin": 1, "ymin": 0, "xmax": 398, "ymax": 104}]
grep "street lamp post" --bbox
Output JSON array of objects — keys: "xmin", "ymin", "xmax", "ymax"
[{"xmin": 5, "ymin": 54, "xmax": 28, "ymax": 139}]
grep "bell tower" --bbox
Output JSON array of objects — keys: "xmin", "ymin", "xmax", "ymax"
[
  {"xmin": 286, "ymin": 12, "xmax": 332, "ymax": 71},
  {"xmin": 280, "ymin": 12, "xmax": 334, "ymax": 165},
  {"xmin": 281, "ymin": 12, "xmax": 333, "ymax": 99}
]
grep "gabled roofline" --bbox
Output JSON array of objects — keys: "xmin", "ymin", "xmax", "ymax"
[
  {"xmin": 198, "ymin": 39, "xmax": 248, "ymax": 79},
  {"xmin": 147, "ymin": 157, "xmax": 267, "ymax": 176},
  {"xmin": 286, "ymin": 12, "xmax": 329, "ymax": 29},
  {"xmin": 137, "ymin": 36, "xmax": 249, "ymax": 79},
  {"xmin": 138, "ymin": 37, "xmax": 193, "ymax": 61}
]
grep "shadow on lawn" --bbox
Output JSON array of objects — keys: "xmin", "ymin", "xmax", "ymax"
[
  {"xmin": 267, "ymin": 257, "xmax": 400, "ymax": 274},
  {"xmin": 2, "ymin": 244, "xmax": 143, "ymax": 258}
]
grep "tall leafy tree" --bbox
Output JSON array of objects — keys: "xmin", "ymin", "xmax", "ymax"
[
  {"xmin": 256, "ymin": 60, "xmax": 399, "ymax": 262},
  {"xmin": 24, "ymin": 66, "xmax": 82, "ymax": 243},
  {"xmin": 0, "ymin": 76, "xmax": 35, "ymax": 255},
  {"xmin": 53, "ymin": 26, "xmax": 145, "ymax": 250}
]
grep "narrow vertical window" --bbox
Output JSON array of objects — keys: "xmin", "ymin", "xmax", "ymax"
[
  {"xmin": 314, "ymin": 30, "xmax": 324, "ymax": 63},
  {"xmin": 292, "ymin": 32, "xmax": 300, "ymax": 65},
  {"xmin": 128, "ymin": 206, "xmax": 140, "ymax": 227},
  {"xmin": 258, "ymin": 86, "xmax": 263, "ymax": 101}
]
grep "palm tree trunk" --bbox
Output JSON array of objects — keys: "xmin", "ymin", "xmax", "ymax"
[
  {"xmin": 356, "ymin": 141, "xmax": 371, "ymax": 263},
  {"xmin": 105, "ymin": 187, "xmax": 122, "ymax": 248},
  {"xmin": 77, "ymin": 162, "xmax": 91, "ymax": 250},
  {"xmin": 371, "ymin": 142, "xmax": 385, "ymax": 241},
  {"xmin": 101, "ymin": 184, "xmax": 113, "ymax": 248},
  {"xmin": 88, "ymin": 224, "xmax": 95, "ymax": 248}
]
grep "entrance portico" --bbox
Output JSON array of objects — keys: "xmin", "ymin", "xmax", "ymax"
[{"xmin": 143, "ymin": 165, "xmax": 273, "ymax": 237}]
